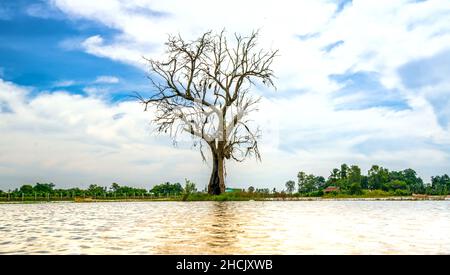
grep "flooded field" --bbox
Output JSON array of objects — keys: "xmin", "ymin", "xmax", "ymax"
[{"xmin": 0, "ymin": 201, "xmax": 449, "ymax": 254}]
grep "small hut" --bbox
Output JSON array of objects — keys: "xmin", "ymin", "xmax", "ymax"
[{"xmin": 323, "ymin": 186, "xmax": 340, "ymax": 193}]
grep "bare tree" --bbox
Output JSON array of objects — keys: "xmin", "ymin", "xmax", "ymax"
[{"xmin": 138, "ymin": 30, "xmax": 277, "ymax": 195}]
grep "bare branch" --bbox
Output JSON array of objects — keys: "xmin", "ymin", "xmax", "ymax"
[{"xmin": 138, "ymin": 29, "xmax": 276, "ymax": 169}]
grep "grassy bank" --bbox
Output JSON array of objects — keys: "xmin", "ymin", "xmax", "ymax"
[
  {"xmin": 1, "ymin": 191, "xmax": 448, "ymax": 204},
  {"xmin": 184, "ymin": 191, "xmax": 448, "ymax": 201}
]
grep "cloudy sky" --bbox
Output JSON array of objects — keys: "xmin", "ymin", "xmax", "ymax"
[{"xmin": 1, "ymin": 0, "xmax": 450, "ymax": 191}]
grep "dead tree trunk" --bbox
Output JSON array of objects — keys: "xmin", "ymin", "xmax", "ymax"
[{"xmin": 208, "ymin": 142, "xmax": 225, "ymax": 195}]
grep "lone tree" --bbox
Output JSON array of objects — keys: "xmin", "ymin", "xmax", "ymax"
[{"xmin": 139, "ymin": 30, "xmax": 277, "ymax": 195}]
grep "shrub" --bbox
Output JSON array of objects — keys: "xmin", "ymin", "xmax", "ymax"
[
  {"xmin": 348, "ymin": 182, "xmax": 363, "ymax": 195},
  {"xmin": 386, "ymin": 180, "xmax": 407, "ymax": 191},
  {"xmin": 392, "ymin": 189, "xmax": 412, "ymax": 196},
  {"xmin": 362, "ymin": 190, "xmax": 391, "ymax": 197},
  {"xmin": 305, "ymin": 190, "xmax": 323, "ymax": 197}
]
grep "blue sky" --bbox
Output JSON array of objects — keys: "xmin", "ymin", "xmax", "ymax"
[
  {"xmin": 1, "ymin": 0, "xmax": 450, "ymax": 190},
  {"xmin": 0, "ymin": 0, "xmax": 149, "ymax": 99}
]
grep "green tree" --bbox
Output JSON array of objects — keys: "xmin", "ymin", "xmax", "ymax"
[
  {"xmin": 87, "ymin": 184, "xmax": 106, "ymax": 196},
  {"xmin": 298, "ymin": 174, "xmax": 324, "ymax": 193},
  {"xmin": 361, "ymin": 175, "xmax": 369, "ymax": 189},
  {"xmin": 348, "ymin": 165, "xmax": 362, "ymax": 185},
  {"xmin": 110, "ymin": 182, "xmax": 120, "ymax": 193},
  {"xmin": 248, "ymin": 186, "xmax": 255, "ymax": 193},
  {"xmin": 340, "ymin": 164, "xmax": 349, "ymax": 179},
  {"xmin": 297, "ymin": 171, "xmax": 307, "ymax": 193},
  {"xmin": 33, "ymin": 183, "xmax": 55, "ymax": 194},
  {"xmin": 402, "ymin": 169, "xmax": 424, "ymax": 193},
  {"xmin": 368, "ymin": 165, "xmax": 389, "ymax": 190},
  {"xmin": 430, "ymin": 174, "xmax": 450, "ymax": 195},
  {"xmin": 182, "ymin": 179, "xmax": 197, "ymax": 201},
  {"xmin": 328, "ymin": 168, "xmax": 340, "ymax": 185},
  {"xmin": 19, "ymin": 185, "xmax": 34, "ymax": 194},
  {"xmin": 349, "ymin": 182, "xmax": 363, "ymax": 195},
  {"xmin": 300, "ymin": 174, "xmax": 315, "ymax": 193},
  {"xmin": 334, "ymin": 165, "xmax": 350, "ymax": 191},
  {"xmin": 335, "ymin": 178, "xmax": 348, "ymax": 191},
  {"xmin": 386, "ymin": 180, "xmax": 407, "ymax": 191},
  {"xmin": 184, "ymin": 179, "xmax": 197, "ymax": 194},
  {"xmin": 256, "ymin": 188, "xmax": 270, "ymax": 194},
  {"xmin": 150, "ymin": 182, "xmax": 183, "ymax": 196},
  {"xmin": 66, "ymin": 188, "xmax": 84, "ymax": 197},
  {"xmin": 285, "ymin": 180, "xmax": 295, "ymax": 194},
  {"xmin": 346, "ymin": 165, "xmax": 362, "ymax": 194},
  {"xmin": 314, "ymin": 176, "xmax": 326, "ymax": 190}
]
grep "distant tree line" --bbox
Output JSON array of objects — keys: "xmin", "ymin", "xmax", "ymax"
[
  {"xmin": 0, "ymin": 180, "xmax": 198, "ymax": 200},
  {"xmin": 1, "ymin": 165, "xmax": 449, "ymax": 200},
  {"xmin": 285, "ymin": 164, "xmax": 450, "ymax": 196}
]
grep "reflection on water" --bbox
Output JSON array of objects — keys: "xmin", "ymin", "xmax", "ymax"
[{"xmin": 0, "ymin": 201, "xmax": 449, "ymax": 254}]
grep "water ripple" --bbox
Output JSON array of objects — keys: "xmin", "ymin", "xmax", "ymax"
[{"xmin": 0, "ymin": 201, "xmax": 449, "ymax": 254}]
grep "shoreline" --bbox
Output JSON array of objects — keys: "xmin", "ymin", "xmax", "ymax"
[{"xmin": 1, "ymin": 196, "xmax": 449, "ymax": 204}]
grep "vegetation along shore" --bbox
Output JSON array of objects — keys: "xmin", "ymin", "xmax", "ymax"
[{"xmin": 1, "ymin": 164, "xmax": 449, "ymax": 203}]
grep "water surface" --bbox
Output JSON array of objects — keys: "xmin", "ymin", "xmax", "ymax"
[{"xmin": 0, "ymin": 201, "xmax": 449, "ymax": 254}]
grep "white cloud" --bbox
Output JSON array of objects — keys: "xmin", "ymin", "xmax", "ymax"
[
  {"xmin": 25, "ymin": 3, "xmax": 56, "ymax": 19},
  {"xmin": 1, "ymin": 0, "xmax": 450, "ymax": 189},
  {"xmin": 94, "ymin": 75, "xmax": 120, "ymax": 84},
  {"xmin": 54, "ymin": 80, "xmax": 76, "ymax": 87},
  {"xmin": 82, "ymin": 86, "xmax": 111, "ymax": 98},
  {"xmin": 1, "ymin": 78, "xmax": 449, "ymax": 191},
  {"xmin": 49, "ymin": 0, "xmax": 450, "ymax": 93},
  {"xmin": 0, "ymin": 79, "xmax": 210, "ymax": 190},
  {"xmin": 52, "ymin": 76, "xmax": 120, "ymax": 91},
  {"xmin": 58, "ymin": 37, "xmax": 85, "ymax": 51},
  {"xmin": 247, "ymin": 91, "xmax": 450, "ymax": 181}
]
